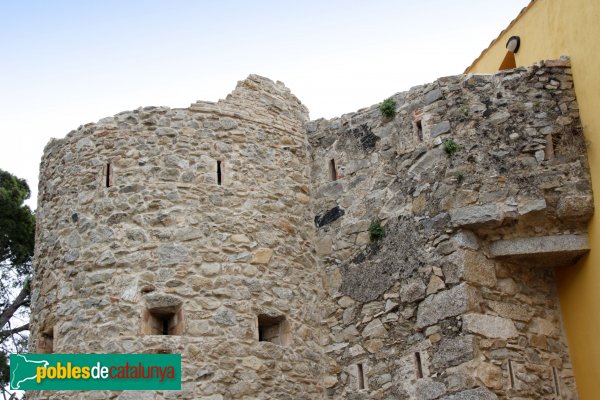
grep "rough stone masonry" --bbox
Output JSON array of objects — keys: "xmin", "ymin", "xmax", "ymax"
[{"xmin": 30, "ymin": 57, "xmax": 591, "ymax": 399}]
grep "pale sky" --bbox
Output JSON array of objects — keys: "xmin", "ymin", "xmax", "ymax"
[{"xmin": 0, "ymin": 0, "xmax": 530, "ymax": 207}]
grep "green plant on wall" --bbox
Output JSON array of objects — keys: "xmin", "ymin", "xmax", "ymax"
[
  {"xmin": 442, "ymin": 138, "xmax": 460, "ymax": 156},
  {"xmin": 369, "ymin": 219, "xmax": 385, "ymax": 241},
  {"xmin": 456, "ymin": 171, "xmax": 465, "ymax": 183},
  {"xmin": 379, "ymin": 98, "xmax": 396, "ymax": 119}
]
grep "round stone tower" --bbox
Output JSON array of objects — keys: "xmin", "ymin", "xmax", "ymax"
[{"xmin": 30, "ymin": 75, "xmax": 325, "ymax": 399}]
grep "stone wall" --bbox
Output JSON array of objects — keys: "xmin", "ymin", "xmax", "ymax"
[
  {"xmin": 30, "ymin": 59, "xmax": 593, "ymax": 399},
  {"xmin": 31, "ymin": 75, "xmax": 325, "ymax": 399},
  {"xmin": 308, "ymin": 58, "xmax": 590, "ymax": 399}
]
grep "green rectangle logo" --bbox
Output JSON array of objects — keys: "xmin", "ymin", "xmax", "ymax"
[{"xmin": 10, "ymin": 354, "xmax": 181, "ymax": 390}]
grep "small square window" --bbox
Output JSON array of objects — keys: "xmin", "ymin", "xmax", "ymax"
[
  {"xmin": 38, "ymin": 327, "xmax": 55, "ymax": 354},
  {"xmin": 257, "ymin": 314, "xmax": 290, "ymax": 346},
  {"xmin": 143, "ymin": 308, "xmax": 183, "ymax": 336}
]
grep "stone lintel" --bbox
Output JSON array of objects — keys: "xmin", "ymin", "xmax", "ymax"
[{"xmin": 489, "ymin": 234, "xmax": 589, "ymax": 268}]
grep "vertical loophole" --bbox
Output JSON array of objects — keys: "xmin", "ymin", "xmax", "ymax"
[
  {"xmin": 545, "ymin": 133, "xmax": 555, "ymax": 160},
  {"xmin": 416, "ymin": 120, "xmax": 423, "ymax": 141},
  {"xmin": 508, "ymin": 359, "xmax": 515, "ymax": 389},
  {"xmin": 329, "ymin": 159, "xmax": 337, "ymax": 181},
  {"xmin": 552, "ymin": 367, "xmax": 561, "ymax": 397},
  {"xmin": 217, "ymin": 161, "xmax": 222, "ymax": 186},
  {"xmin": 105, "ymin": 163, "xmax": 111, "ymax": 188},
  {"xmin": 357, "ymin": 363, "xmax": 365, "ymax": 390},
  {"xmin": 414, "ymin": 352, "xmax": 423, "ymax": 379}
]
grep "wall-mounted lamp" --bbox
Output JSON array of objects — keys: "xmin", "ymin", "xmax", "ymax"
[{"xmin": 506, "ymin": 36, "xmax": 521, "ymax": 53}]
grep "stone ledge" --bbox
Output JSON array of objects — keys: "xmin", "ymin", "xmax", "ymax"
[{"xmin": 489, "ymin": 234, "xmax": 589, "ymax": 268}]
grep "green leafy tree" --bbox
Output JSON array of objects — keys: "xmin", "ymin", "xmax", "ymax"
[{"xmin": 0, "ymin": 169, "xmax": 35, "ymax": 396}]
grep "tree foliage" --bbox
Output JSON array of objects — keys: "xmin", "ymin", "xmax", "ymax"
[
  {"xmin": 0, "ymin": 170, "xmax": 35, "ymax": 273},
  {"xmin": 0, "ymin": 169, "xmax": 35, "ymax": 393}
]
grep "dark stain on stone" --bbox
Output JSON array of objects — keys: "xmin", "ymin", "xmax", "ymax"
[
  {"xmin": 353, "ymin": 124, "xmax": 380, "ymax": 151},
  {"xmin": 314, "ymin": 206, "xmax": 345, "ymax": 228},
  {"xmin": 340, "ymin": 216, "xmax": 424, "ymax": 302}
]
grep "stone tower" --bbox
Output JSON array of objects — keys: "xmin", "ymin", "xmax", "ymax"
[
  {"xmin": 30, "ymin": 75, "xmax": 325, "ymax": 399},
  {"xmin": 31, "ymin": 59, "xmax": 593, "ymax": 399}
]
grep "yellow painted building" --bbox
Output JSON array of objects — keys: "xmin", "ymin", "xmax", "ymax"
[{"xmin": 466, "ymin": 0, "xmax": 600, "ymax": 398}]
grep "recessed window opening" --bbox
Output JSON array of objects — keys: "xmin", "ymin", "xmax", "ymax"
[
  {"xmin": 217, "ymin": 160, "xmax": 222, "ymax": 185},
  {"xmin": 144, "ymin": 307, "xmax": 183, "ymax": 336},
  {"xmin": 357, "ymin": 363, "xmax": 365, "ymax": 390},
  {"xmin": 508, "ymin": 359, "xmax": 515, "ymax": 389},
  {"xmin": 39, "ymin": 327, "xmax": 54, "ymax": 354},
  {"xmin": 105, "ymin": 163, "xmax": 111, "ymax": 187},
  {"xmin": 257, "ymin": 314, "xmax": 291, "ymax": 346},
  {"xmin": 329, "ymin": 159, "xmax": 337, "ymax": 181},
  {"xmin": 414, "ymin": 352, "xmax": 423, "ymax": 379},
  {"xmin": 552, "ymin": 367, "xmax": 561, "ymax": 397}
]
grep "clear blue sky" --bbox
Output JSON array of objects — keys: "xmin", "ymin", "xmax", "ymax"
[{"xmin": 0, "ymin": 0, "xmax": 530, "ymax": 207}]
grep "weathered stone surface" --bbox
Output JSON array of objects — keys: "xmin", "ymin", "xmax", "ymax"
[
  {"xmin": 96, "ymin": 249, "xmax": 116, "ymax": 267},
  {"xmin": 158, "ymin": 244, "xmax": 189, "ymax": 265},
  {"xmin": 409, "ymin": 147, "xmax": 444, "ymax": 175},
  {"xmin": 445, "ymin": 250, "xmax": 496, "ymax": 287},
  {"xmin": 400, "ymin": 280, "xmax": 424, "ymax": 304},
  {"xmin": 451, "ymin": 230, "xmax": 479, "ymax": 250},
  {"xmin": 117, "ymin": 391, "xmax": 155, "ymax": 400},
  {"xmin": 430, "ymin": 120, "xmax": 451, "ymax": 137},
  {"xmin": 529, "ymin": 317, "xmax": 559, "ymax": 337},
  {"xmin": 315, "ymin": 236, "xmax": 333, "ymax": 256},
  {"xmin": 518, "ymin": 198, "xmax": 547, "ymax": 215},
  {"xmin": 462, "ymin": 313, "xmax": 518, "ymax": 339},
  {"xmin": 440, "ymin": 387, "xmax": 498, "ymax": 400},
  {"xmin": 341, "ymin": 217, "xmax": 424, "ymax": 302},
  {"xmin": 488, "ymin": 110, "xmax": 511, "ymax": 125},
  {"xmin": 362, "ymin": 318, "xmax": 387, "ymax": 338},
  {"xmin": 323, "ymin": 375, "xmax": 338, "ymax": 388},
  {"xmin": 213, "ymin": 306, "xmax": 236, "ymax": 326},
  {"xmin": 155, "ymin": 127, "xmax": 178, "ymax": 136},
  {"xmin": 200, "ymin": 263, "xmax": 221, "ymax": 276},
  {"xmin": 64, "ymin": 249, "xmax": 79, "ymax": 263},
  {"xmin": 476, "ymin": 362, "xmax": 503, "ymax": 390},
  {"xmin": 415, "ymin": 379, "xmax": 447, "ymax": 400},
  {"xmin": 251, "ymin": 248, "xmax": 273, "ymax": 264},
  {"xmin": 432, "ymin": 335, "xmax": 475, "ymax": 369},
  {"xmin": 489, "ymin": 234, "xmax": 589, "ymax": 268},
  {"xmin": 417, "ymin": 283, "xmax": 480, "ymax": 328},
  {"xmin": 424, "ymin": 88, "xmax": 443, "ymax": 105},
  {"xmin": 488, "ymin": 300, "xmax": 532, "ymax": 322},
  {"xmin": 556, "ymin": 195, "xmax": 594, "ymax": 221},
  {"xmin": 449, "ymin": 204, "xmax": 503, "ymax": 228},
  {"xmin": 426, "ymin": 275, "xmax": 446, "ymax": 295},
  {"xmin": 145, "ymin": 293, "xmax": 182, "ymax": 313}
]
